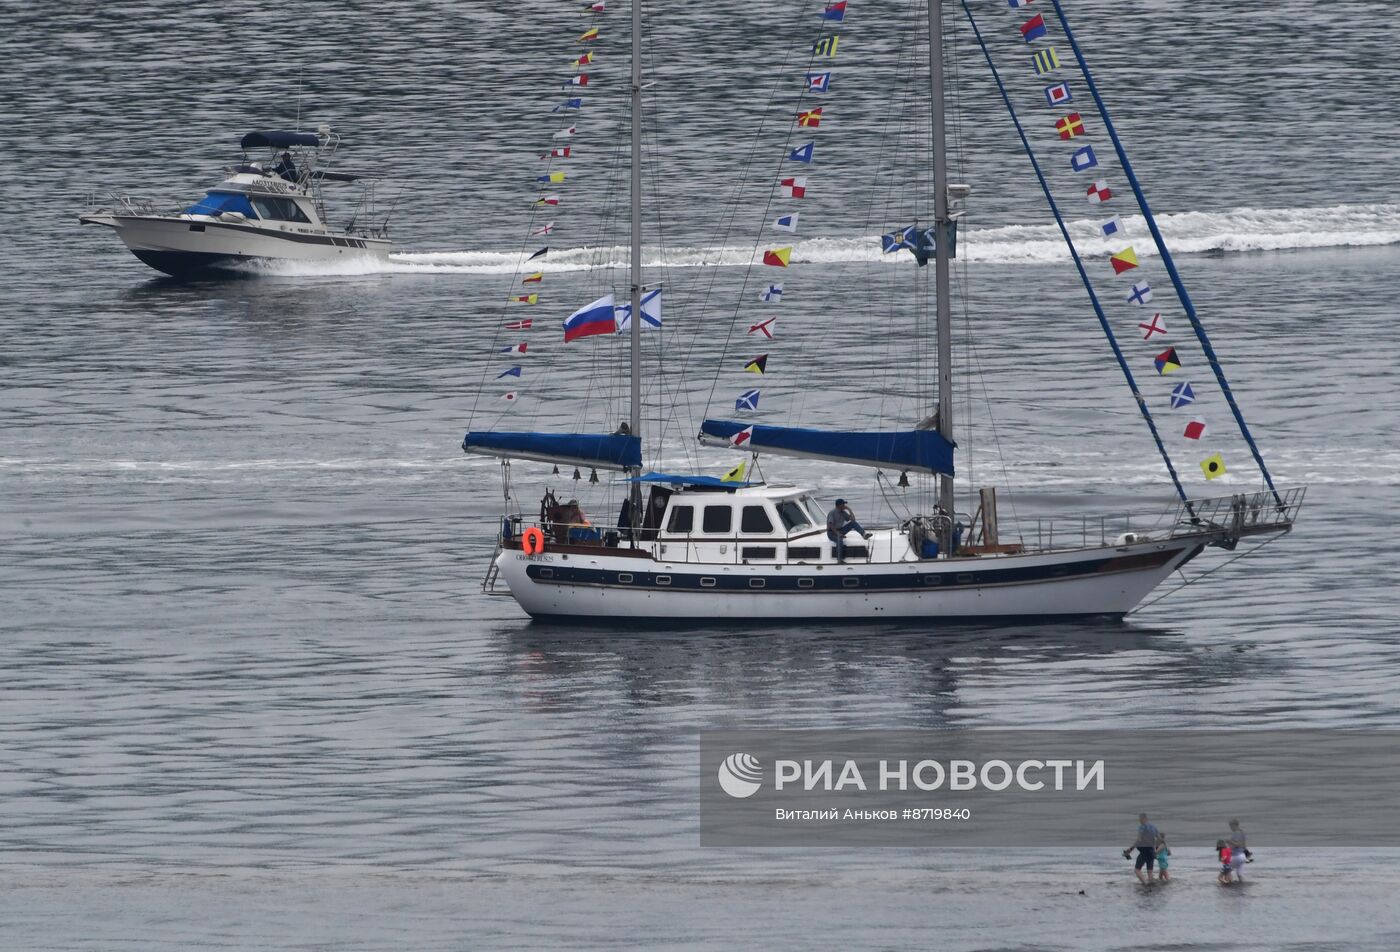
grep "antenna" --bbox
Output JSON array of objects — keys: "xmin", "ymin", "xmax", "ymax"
[{"xmin": 295, "ymin": 69, "xmax": 303, "ymax": 130}]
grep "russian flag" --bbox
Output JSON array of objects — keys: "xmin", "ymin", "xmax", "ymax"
[{"xmin": 563, "ymin": 293, "xmax": 616, "ymax": 342}]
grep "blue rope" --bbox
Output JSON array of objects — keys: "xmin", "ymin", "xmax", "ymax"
[
  {"xmin": 959, "ymin": 0, "xmax": 1191, "ymax": 508},
  {"xmin": 1049, "ymin": 0, "xmax": 1282, "ymax": 507}
]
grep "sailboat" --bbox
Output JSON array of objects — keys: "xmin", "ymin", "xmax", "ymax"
[{"xmin": 462, "ymin": 0, "xmax": 1302, "ymax": 623}]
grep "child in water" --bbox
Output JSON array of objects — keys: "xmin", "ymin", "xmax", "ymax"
[
  {"xmin": 1216, "ymin": 839, "xmax": 1234, "ymax": 884},
  {"xmin": 1155, "ymin": 833, "xmax": 1171, "ymax": 882}
]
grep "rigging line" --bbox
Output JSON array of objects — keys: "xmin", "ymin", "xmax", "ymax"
[
  {"xmin": 634, "ymin": 10, "xmax": 711, "ymax": 474},
  {"xmin": 655, "ymin": 2, "xmax": 813, "ymax": 441},
  {"xmin": 791, "ymin": 0, "xmax": 924, "ymax": 433},
  {"xmin": 1129, "ymin": 531, "xmax": 1286, "ymax": 615},
  {"xmin": 851, "ymin": 2, "xmax": 926, "ymax": 437},
  {"xmin": 591, "ymin": 94, "xmax": 632, "ymax": 435},
  {"xmin": 637, "ymin": 74, "xmax": 697, "ymax": 471},
  {"xmin": 960, "ymin": 0, "xmax": 1193, "ymax": 512},
  {"xmin": 469, "ymin": 45, "xmax": 606, "ymax": 434},
  {"xmin": 651, "ymin": 9, "xmax": 814, "ymax": 448},
  {"xmin": 532, "ymin": 82, "xmax": 631, "ymax": 439},
  {"xmin": 575, "ymin": 75, "xmax": 634, "ymax": 436},
  {"xmin": 700, "ymin": 0, "xmax": 831, "ymax": 424},
  {"xmin": 870, "ymin": 74, "xmax": 930, "ymax": 434},
  {"xmin": 473, "ymin": 41, "xmax": 615, "ymax": 434},
  {"xmin": 464, "ymin": 162, "xmax": 556, "ymax": 430},
  {"xmin": 876, "ymin": 471, "xmax": 916, "ymax": 523},
  {"xmin": 474, "ymin": 7, "xmax": 610, "ymax": 437},
  {"xmin": 1049, "ymin": 0, "xmax": 1283, "ymax": 509},
  {"xmin": 958, "ymin": 264, "xmax": 1027, "ymax": 541}
]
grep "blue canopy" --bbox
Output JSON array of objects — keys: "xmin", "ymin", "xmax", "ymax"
[
  {"xmin": 183, "ymin": 191, "xmax": 256, "ymax": 218},
  {"xmin": 241, "ymin": 131, "xmax": 320, "ymax": 150},
  {"xmin": 699, "ymin": 420, "xmax": 955, "ymax": 477},
  {"xmin": 627, "ymin": 472, "xmax": 757, "ymax": 488},
  {"xmin": 462, "ymin": 431, "xmax": 642, "ymax": 471}
]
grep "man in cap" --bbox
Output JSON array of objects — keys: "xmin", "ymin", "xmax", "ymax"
[{"xmin": 826, "ymin": 498, "xmax": 870, "ymax": 563}]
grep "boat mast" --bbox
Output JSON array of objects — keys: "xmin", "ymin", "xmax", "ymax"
[
  {"xmin": 627, "ymin": 0, "xmax": 644, "ymax": 526},
  {"xmin": 926, "ymin": 0, "xmax": 955, "ymax": 549},
  {"xmin": 628, "ymin": 0, "xmax": 643, "ymax": 445}
]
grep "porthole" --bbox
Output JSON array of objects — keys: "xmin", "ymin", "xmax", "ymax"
[
  {"xmin": 618, "ymin": 573, "xmax": 634, "ymax": 584},
  {"xmin": 700, "ymin": 577, "xmax": 716, "ymax": 588},
  {"xmin": 539, "ymin": 568, "xmax": 554, "ymax": 579},
  {"xmin": 749, "ymin": 578, "xmax": 766, "ymax": 589},
  {"xmin": 655, "ymin": 575, "xmax": 671, "ymax": 586},
  {"xmin": 798, "ymin": 578, "xmax": 815, "ymax": 589},
  {"xmin": 956, "ymin": 573, "xmax": 974, "ymax": 584},
  {"xmin": 842, "ymin": 577, "xmax": 860, "ymax": 588}
]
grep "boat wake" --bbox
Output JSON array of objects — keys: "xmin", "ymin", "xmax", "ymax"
[{"xmin": 252, "ymin": 203, "xmax": 1400, "ymax": 277}]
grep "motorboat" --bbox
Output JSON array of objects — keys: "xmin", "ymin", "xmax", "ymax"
[{"xmin": 80, "ymin": 127, "xmax": 391, "ymax": 277}]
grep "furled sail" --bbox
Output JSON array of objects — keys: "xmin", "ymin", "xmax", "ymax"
[
  {"xmin": 461, "ymin": 432, "xmax": 642, "ymax": 470},
  {"xmin": 698, "ymin": 421, "xmax": 954, "ymax": 477}
]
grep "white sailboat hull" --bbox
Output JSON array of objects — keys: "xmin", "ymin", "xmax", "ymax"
[{"xmin": 492, "ymin": 536, "xmax": 1207, "ymax": 623}]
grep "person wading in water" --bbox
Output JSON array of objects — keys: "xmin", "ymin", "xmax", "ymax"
[{"xmin": 1122, "ymin": 812, "xmax": 1160, "ymax": 884}]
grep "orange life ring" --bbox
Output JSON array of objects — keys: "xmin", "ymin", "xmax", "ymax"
[{"xmin": 521, "ymin": 526, "xmax": 546, "ymax": 555}]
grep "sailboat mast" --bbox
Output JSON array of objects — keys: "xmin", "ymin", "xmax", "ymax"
[
  {"xmin": 628, "ymin": 0, "xmax": 643, "ymax": 443},
  {"xmin": 926, "ymin": 0, "xmax": 956, "ymax": 544}
]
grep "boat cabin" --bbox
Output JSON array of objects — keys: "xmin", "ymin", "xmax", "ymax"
[
  {"xmin": 517, "ymin": 479, "xmax": 918, "ymax": 565},
  {"xmin": 649, "ymin": 484, "xmax": 879, "ymax": 563},
  {"xmin": 182, "ymin": 178, "xmax": 324, "ymax": 229},
  {"xmin": 175, "ymin": 127, "xmax": 369, "ymax": 233}
]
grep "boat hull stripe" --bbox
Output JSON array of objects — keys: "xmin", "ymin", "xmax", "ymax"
[{"xmin": 522, "ymin": 548, "xmax": 1182, "ymax": 593}]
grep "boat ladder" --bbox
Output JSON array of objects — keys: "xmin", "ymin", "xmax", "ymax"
[{"xmin": 481, "ymin": 538, "xmax": 510, "ymax": 596}]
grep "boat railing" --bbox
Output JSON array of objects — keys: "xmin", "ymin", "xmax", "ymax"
[
  {"xmin": 343, "ymin": 219, "xmax": 391, "ymax": 240},
  {"xmin": 496, "ymin": 488, "xmax": 1304, "ymax": 564},
  {"xmin": 1019, "ymin": 487, "xmax": 1305, "ymax": 553},
  {"xmin": 1172, "ymin": 486, "xmax": 1305, "ymax": 544},
  {"xmin": 87, "ymin": 190, "xmax": 185, "ymax": 217}
]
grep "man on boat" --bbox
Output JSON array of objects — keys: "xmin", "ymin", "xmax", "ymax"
[
  {"xmin": 273, "ymin": 151, "xmax": 298, "ymax": 182},
  {"xmin": 826, "ymin": 499, "xmax": 870, "ymax": 563}
]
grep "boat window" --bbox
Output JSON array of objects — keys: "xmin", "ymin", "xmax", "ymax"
[
  {"xmin": 801, "ymin": 496, "xmax": 826, "ymax": 524},
  {"xmin": 702, "ymin": 505, "xmax": 733, "ymax": 534},
  {"xmin": 249, "ymin": 195, "xmax": 312, "ymax": 223},
  {"xmin": 740, "ymin": 505, "xmax": 774, "ymax": 534},
  {"xmin": 777, "ymin": 500, "xmax": 812, "ymax": 531},
  {"xmin": 666, "ymin": 505, "xmax": 694, "ymax": 534},
  {"xmin": 183, "ymin": 191, "xmax": 256, "ymax": 218}
]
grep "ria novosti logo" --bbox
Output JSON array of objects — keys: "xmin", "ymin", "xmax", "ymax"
[{"xmin": 717, "ymin": 752, "xmax": 763, "ymax": 799}]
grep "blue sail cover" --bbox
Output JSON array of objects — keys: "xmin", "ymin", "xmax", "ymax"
[
  {"xmin": 627, "ymin": 472, "xmax": 757, "ymax": 488},
  {"xmin": 462, "ymin": 431, "xmax": 642, "ymax": 470},
  {"xmin": 699, "ymin": 420, "xmax": 955, "ymax": 477}
]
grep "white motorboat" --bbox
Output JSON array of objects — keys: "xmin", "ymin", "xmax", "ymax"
[
  {"xmin": 80, "ymin": 127, "xmax": 391, "ymax": 277},
  {"xmin": 460, "ymin": 1, "xmax": 1302, "ymax": 624}
]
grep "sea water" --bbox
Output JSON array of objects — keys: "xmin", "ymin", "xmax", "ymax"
[{"xmin": 3, "ymin": 1, "xmax": 1400, "ymax": 948}]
